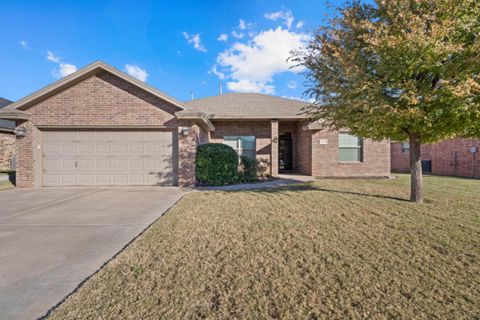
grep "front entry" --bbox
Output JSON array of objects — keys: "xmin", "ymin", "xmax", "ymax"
[{"xmin": 278, "ymin": 133, "xmax": 293, "ymax": 171}]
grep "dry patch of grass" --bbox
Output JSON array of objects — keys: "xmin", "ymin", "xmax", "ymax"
[{"xmin": 49, "ymin": 175, "xmax": 479, "ymax": 319}]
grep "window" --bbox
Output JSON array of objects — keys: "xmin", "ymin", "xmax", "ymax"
[
  {"xmin": 401, "ymin": 142, "xmax": 410, "ymax": 153},
  {"xmin": 224, "ymin": 136, "xmax": 256, "ymax": 159},
  {"xmin": 339, "ymin": 132, "xmax": 363, "ymax": 162}
]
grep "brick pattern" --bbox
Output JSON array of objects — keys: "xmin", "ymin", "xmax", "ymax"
[
  {"xmin": 177, "ymin": 122, "xmax": 209, "ymax": 186},
  {"xmin": 295, "ymin": 121, "xmax": 312, "ymax": 175},
  {"xmin": 0, "ymin": 131, "xmax": 15, "ymax": 170},
  {"xmin": 391, "ymin": 139, "xmax": 480, "ymax": 178},
  {"xmin": 15, "ymin": 72, "xmax": 199, "ymax": 187},
  {"xmin": 390, "ymin": 142, "xmax": 410, "ymax": 172},
  {"xmin": 311, "ymin": 129, "xmax": 390, "ymax": 177}
]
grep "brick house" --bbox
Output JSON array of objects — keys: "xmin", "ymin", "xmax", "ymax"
[
  {"xmin": 0, "ymin": 97, "xmax": 15, "ymax": 170},
  {"xmin": 0, "ymin": 61, "xmax": 390, "ymax": 188},
  {"xmin": 391, "ymin": 139, "xmax": 480, "ymax": 178}
]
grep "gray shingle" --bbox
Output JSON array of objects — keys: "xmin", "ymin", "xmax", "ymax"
[{"xmin": 185, "ymin": 93, "xmax": 310, "ymax": 119}]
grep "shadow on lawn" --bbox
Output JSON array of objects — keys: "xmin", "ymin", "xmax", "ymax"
[{"xmin": 220, "ymin": 183, "xmax": 410, "ymax": 202}]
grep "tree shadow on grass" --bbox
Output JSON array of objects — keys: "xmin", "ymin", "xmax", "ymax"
[{"xmin": 217, "ymin": 183, "xmax": 410, "ymax": 203}]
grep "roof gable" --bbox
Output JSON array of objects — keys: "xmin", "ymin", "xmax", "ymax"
[{"xmin": 5, "ymin": 61, "xmax": 193, "ymax": 112}]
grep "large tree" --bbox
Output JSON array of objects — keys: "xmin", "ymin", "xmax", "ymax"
[{"xmin": 292, "ymin": 0, "xmax": 480, "ymax": 202}]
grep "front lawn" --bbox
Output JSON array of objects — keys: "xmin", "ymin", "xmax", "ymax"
[{"xmin": 48, "ymin": 175, "xmax": 479, "ymax": 319}]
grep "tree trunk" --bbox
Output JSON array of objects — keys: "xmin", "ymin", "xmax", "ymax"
[{"xmin": 409, "ymin": 133, "xmax": 423, "ymax": 203}]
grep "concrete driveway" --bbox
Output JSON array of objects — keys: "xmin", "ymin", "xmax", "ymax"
[{"xmin": 0, "ymin": 186, "xmax": 185, "ymax": 320}]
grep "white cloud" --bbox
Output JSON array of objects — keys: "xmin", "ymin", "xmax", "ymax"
[
  {"xmin": 182, "ymin": 32, "xmax": 207, "ymax": 52},
  {"xmin": 125, "ymin": 64, "xmax": 149, "ymax": 82},
  {"xmin": 264, "ymin": 9, "xmax": 295, "ymax": 29},
  {"xmin": 239, "ymin": 19, "xmax": 246, "ymax": 30},
  {"xmin": 227, "ymin": 80, "xmax": 275, "ymax": 94},
  {"xmin": 55, "ymin": 63, "xmax": 77, "ymax": 77},
  {"xmin": 287, "ymin": 80, "xmax": 297, "ymax": 89},
  {"xmin": 231, "ymin": 31, "xmax": 244, "ymax": 39},
  {"xmin": 46, "ymin": 50, "xmax": 61, "ymax": 63},
  {"xmin": 215, "ymin": 26, "xmax": 309, "ymax": 94},
  {"xmin": 217, "ymin": 33, "xmax": 228, "ymax": 42},
  {"xmin": 20, "ymin": 40, "xmax": 29, "ymax": 49},
  {"xmin": 282, "ymin": 95, "xmax": 314, "ymax": 103},
  {"xmin": 295, "ymin": 21, "xmax": 304, "ymax": 29},
  {"xmin": 46, "ymin": 50, "xmax": 77, "ymax": 78},
  {"xmin": 209, "ymin": 65, "xmax": 225, "ymax": 80}
]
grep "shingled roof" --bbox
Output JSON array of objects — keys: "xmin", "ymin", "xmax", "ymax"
[
  {"xmin": 185, "ymin": 93, "xmax": 310, "ymax": 119},
  {"xmin": 0, "ymin": 97, "xmax": 14, "ymax": 131}
]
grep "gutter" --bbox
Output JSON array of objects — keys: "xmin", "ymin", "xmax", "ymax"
[{"xmin": 175, "ymin": 110, "xmax": 215, "ymax": 131}]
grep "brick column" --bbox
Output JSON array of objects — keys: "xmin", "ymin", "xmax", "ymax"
[
  {"xmin": 271, "ymin": 120, "xmax": 279, "ymax": 177},
  {"xmin": 177, "ymin": 123, "xmax": 197, "ymax": 187}
]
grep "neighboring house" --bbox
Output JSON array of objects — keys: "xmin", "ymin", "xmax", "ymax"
[
  {"xmin": 391, "ymin": 139, "xmax": 480, "ymax": 178},
  {"xmin": 0, "ymin": 61, "xmax": 390, "ymax": 188},
  {"xmin": 0, "ymin": 97, "xmax": 16, "ymax": 170}
]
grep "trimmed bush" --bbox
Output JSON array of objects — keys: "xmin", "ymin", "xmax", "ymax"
[
  {"xmin": 238, "ymin": 156, "xmax": 257, "ymax": 182},
  {"xmin": 196, "ymin": 143, "xmax": 238, "ymax": 186}
]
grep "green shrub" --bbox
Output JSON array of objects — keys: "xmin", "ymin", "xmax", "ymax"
[
  {"xmin": 238, "ymin": 156, "xmax": 257, "ymax": 182},
  {"xmin": 196, "ymin": 143, "xmax": 238, "ymax": 186}
]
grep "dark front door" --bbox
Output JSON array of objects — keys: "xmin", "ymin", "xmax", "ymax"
[{"xmin": 279, "ymin": 133, "xmax": 293, "ymax": 171}]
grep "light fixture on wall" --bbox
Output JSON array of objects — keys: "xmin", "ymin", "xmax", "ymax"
[
  {"xmin": 14, "ymin": 127, "xmax": 27, "ymax": 137},
  {"xmin": 181, "ymin": 127, "xmax": 190, "ymax": 136}
]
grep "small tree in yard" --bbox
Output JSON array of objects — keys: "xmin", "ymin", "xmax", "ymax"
[{"xmin": 292, "ymin": 0, "xmax": 480, "ymax": 202}]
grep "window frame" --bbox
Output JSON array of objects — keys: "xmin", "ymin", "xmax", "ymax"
[
  {"xmin": 223, "ymin": 136, "xmax": 256, "ymax": 160},
  {"xmin": 338, "ymin": 132, "xmax": 363, "ymax": 162},
  {"xmin": 401, "ymin": 142, "xmax": 410, "ymax": 153}
]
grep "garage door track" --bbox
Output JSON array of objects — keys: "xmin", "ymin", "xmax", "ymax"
[{"xmin": 0, "ymin": 187, "xmax": 185, "ymax": 320}]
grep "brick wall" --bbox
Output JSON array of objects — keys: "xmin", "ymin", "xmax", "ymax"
[
  {"xmin": 0, "ymin": 131, "xmax": 15, "ymax": 170},
  {"xmin": 177, "ymin": 122, "xmax": 210, "ymax": 186},
  {"xmin": 15, "ymin": 72, "xmax": 198, "ymax": 187},
  {"xmin": 390, "ymin": 142, "xmax": 410, "ymax": 172},
  {"xmin": 295, "ymin": 121, "xmax": 312, "ymax": 175},
  {"xmin": 392, "ymin": 139, "xmax": 480, "ymax": 178},
  {"xmin": 311, "ymin": 129, "xmax": 390, "ymax": 177}
]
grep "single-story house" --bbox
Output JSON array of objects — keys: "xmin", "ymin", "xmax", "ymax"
[
  {"xmin": 391, "ymin": 139, "xmax": 480, "ymax": 178},
  {"xmin": 0, "ymin": 97, "xmax": 16, "ymax": 170},
  {"xmin": 0, "ymin": 61, "xmax": 390, "ymax": 188}
]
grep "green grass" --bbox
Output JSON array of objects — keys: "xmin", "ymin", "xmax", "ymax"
[{"xmin": 48, "ymin": 175, "xmax": 479, "ymax": 319}]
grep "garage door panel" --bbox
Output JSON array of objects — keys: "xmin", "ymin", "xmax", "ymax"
[
  {"xmin": 43, "ymin": 130, "xmax": 174, "ymax": 186},
  {"xmin": 62, "ymin": 159, "xmax": 77, "ymax": 170},
  {"xmin": 44, "ymin": 159, "xmax": 61, "ymax": 170},
  {"xmin": 61, "ymin": 144, "xmax": 78, "ymax": 155},
  {"xmin": 95, "ymin": 174, "xmax": 110, "ymax": 185},
  {"xmin": 61, "ymin": 174, "xmax": 76, "ymax": 185},
  {"xmin": 96, "ymin": 159, "xmax": 111, "ymax": 169},
  {"xmin": 95, "ymin": 144, "xmax": 110, "ymax": 153},
  {"xmin": 113, "ymin": 144, "xmax": 128, "ymax": 153},
  {"xmin": 130, "ymin": 159, "xmax": 145, "ymax": 169},
  {"xmin": 112, "ymin": 174, "xmax": 128, "ymax": 184},
  {"xmin": 78, "ymin": 174, "xmax": 94, "ymax": 185},
  {"xmin": 129, "ymin": 144, "xmax": 144, "ymax": 153},
  {"xmin": 79, "ymin": 144, "xmax": 94, "ymax": 154}
]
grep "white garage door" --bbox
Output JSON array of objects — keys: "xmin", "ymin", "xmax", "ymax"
[{"xmin": 43, "ymin": 130, "xmax": 174, "ymax": 186}]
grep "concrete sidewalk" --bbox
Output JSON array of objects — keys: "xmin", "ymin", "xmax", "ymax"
[{"xmin": 196, "ymin": 174, "xmax": 315, "ymax": 191}]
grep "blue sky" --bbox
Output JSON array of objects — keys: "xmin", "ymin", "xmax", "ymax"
[{"xmin": 0, "ymin": 0, "xmax": 338, "ymax": 102}]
